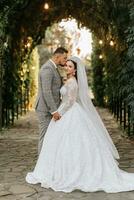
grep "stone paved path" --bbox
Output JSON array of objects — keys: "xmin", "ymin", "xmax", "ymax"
[{"xmin": 0, "ymin": 109, "xmax": 134, "ymax": 200}]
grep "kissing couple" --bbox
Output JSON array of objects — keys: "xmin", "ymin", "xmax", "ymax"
[{"xmin": 26, "ymin": 47, "xmax": 134, "ymax": 193}]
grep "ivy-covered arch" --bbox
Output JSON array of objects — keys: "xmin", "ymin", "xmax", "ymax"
[
  {"xmin": 2, "ymin": 0, "xmax": 128, "ymax": 50},
  {"xmin": 0, "ymin": 0, "xmax": 134, "ymax": 135}
]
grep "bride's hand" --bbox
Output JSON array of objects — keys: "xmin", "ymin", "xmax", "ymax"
[{"xmin": 52, "ymin": 112, "xmax": 61, "ymax": 121}]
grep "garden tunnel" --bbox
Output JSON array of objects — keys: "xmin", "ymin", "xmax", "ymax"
[{"xmin": 0, "ymin": 0, "xmax": 134, "ymax": 136}]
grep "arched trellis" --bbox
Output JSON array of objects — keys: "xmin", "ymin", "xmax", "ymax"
[{"xmin": 0, "ymin": 0, "xmax": 134, "ymax": 136}]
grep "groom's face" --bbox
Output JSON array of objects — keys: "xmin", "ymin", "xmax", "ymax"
[{"xmin": 57, "ymin": 53, "xmax": 67, "ymax": 66}]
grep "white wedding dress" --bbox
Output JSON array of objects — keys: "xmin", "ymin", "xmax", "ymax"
[{"xmin": 26, "ymin": 77, "xmax": 134, "ymax": 193}]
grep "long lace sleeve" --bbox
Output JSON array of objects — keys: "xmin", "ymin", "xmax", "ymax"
[{"xmin": 58, "ymin": 78, "xmax": 78, "ymax": 116}]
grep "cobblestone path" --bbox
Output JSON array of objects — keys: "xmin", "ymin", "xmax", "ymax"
[{"xmin": 0, "ymin": 109, "xmax": 134, "ymax": 200}]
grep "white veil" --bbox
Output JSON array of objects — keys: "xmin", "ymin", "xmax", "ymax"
[{"xmin": 70, "ymin": 56, "xmax": 120, "ymax": 160}]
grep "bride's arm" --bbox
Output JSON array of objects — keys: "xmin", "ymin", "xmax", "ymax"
[{"xmin": 57, "ymin": 79, "xmax": 78, "ymax": 116}]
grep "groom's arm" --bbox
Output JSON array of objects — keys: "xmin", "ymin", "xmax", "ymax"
[{"xmin": 40, "ymin": 67, "xmax": 58, "ymax": 114}]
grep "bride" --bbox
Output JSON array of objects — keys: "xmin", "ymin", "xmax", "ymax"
[{"xmin": 26, "ymin": 56, "xmax": 134, "ymax": 193}]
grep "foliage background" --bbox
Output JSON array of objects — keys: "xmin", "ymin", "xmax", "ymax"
[{"xmin": 0, "ymin": 0, "xmax": 134, "ymax": 132}]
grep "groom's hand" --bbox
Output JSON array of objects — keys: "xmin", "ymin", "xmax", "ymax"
[{"xmin": 52, "ymin": 112, "xmax": 61, "ymax": 121}]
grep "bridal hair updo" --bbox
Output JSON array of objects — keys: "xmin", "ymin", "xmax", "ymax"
[{"xmin": 68, "ymin": 59, "xmax": 78, "ymax": 81}]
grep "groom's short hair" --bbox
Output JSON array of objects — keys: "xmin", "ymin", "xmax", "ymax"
[{"xmin": 53, "ymin": 47, "xmax": 68, "ymax": 55}]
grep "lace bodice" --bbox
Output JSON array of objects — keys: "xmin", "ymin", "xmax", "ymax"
[{"xmin": 57, "ymin": 77, "xmax": 78, "ymax": 116}]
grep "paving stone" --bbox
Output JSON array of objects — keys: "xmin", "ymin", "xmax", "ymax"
[
  {"xmin": 0, "ymin": 195, "xmax": 17, "ymax": 200},
  {"xmin": 9, "ymin": 184, "xmax": 36, "ymax": 195},
  {"xmin": 14, "ymin": 192, "xmax": 38, "ymax": 200},
  {"xmin": 0, "ymin": 190, "xmax": 12, "ymax": 197}
]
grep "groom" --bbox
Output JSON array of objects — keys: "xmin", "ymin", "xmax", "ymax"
[{"xmin": 35, "ymin": 47, "xmax": 68, "ymax": 154}]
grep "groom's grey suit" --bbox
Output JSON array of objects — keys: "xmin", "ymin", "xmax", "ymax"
[{"xmin": 35, "ymin": 60, "xmax": 62, "ymax": 154}]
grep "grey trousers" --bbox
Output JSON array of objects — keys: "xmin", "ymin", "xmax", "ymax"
[{"xmin": 36, "ymin": 111, "xmax": 52, "ymax": 155}]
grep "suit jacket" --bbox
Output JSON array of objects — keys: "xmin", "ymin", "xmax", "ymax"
[{"xmin": 35, "ymin": 60, "xmax": 62, "ymax": 114}]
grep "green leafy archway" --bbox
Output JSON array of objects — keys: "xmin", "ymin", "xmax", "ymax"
[{"xmin": 0, "ymin": 0, "xmax": 134, "ymax": 135}]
